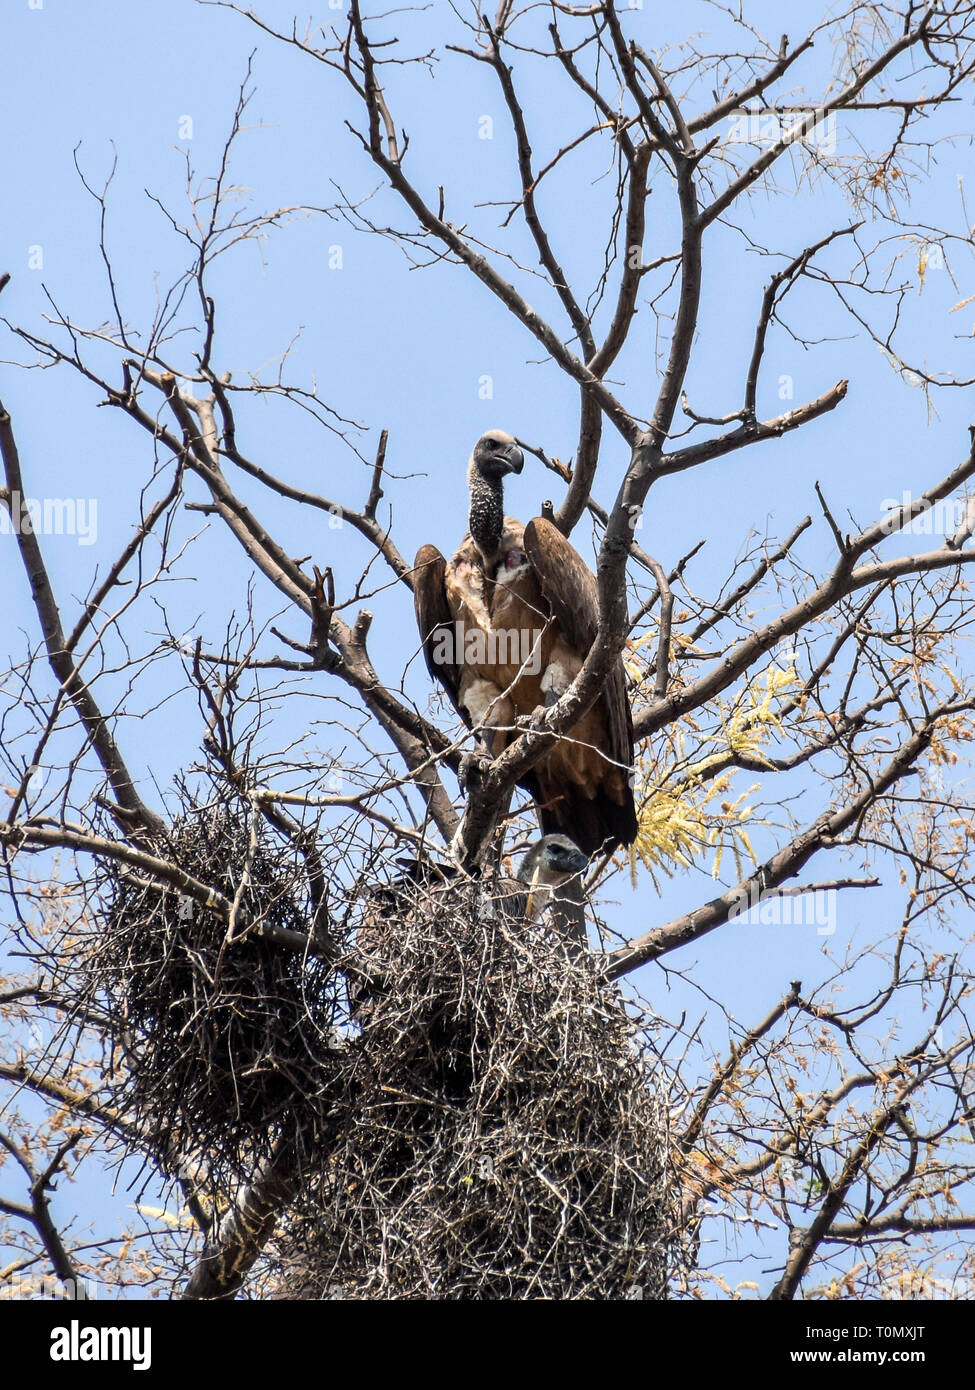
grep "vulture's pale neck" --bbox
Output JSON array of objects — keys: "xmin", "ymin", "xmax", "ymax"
[{"xmin": 467, "ymin": 460, "xmax": 505, "ymax": 561}]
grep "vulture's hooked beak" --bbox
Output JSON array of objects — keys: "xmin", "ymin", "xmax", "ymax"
[
  {"xmin": 561, "ymin": 846, "xmax": 589, "ymax": 876},
  {"xmin": 501, "ymin": 442, "xmax": 525, "ymax": 475}
]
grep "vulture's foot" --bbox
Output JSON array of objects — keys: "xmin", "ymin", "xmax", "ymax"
[
  {"xmin": 516, "ymin": 708, "xmax": 550, "ymax": 736},
  {"xmin": 458, "ymin": 749, "xmax": 493, "ymax": 792}
]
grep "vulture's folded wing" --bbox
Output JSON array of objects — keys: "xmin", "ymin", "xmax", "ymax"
[
  {"xmin": 523, "ymin": 516, "xmax": 634, "ymax": 780},
  {"xmin": 413, "ymin": 544, "xmax": 469, "ymax": 727}
]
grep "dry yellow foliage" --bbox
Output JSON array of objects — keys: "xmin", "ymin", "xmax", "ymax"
[{"xmin": 630, "ymin": 661, "xmax": 797, "ymax": 884}]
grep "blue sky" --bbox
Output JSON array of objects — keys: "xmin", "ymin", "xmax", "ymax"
[{"xmin": 2, "ymin": 0, "xmax": 974, "ymax": 1297}]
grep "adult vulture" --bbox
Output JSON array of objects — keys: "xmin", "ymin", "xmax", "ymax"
[{"xmin": 413, "ymin": 429, "xmax": 638, "ymax": 856}]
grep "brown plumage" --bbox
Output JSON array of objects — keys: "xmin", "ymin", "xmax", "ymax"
[{"xmin": 414, "ymin": 429, "xmax": 637, "ymax": 856}]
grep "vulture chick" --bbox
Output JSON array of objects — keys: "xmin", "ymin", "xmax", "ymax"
[
  {"xmin": 515, "ymin": 833, "xmax": 589, "ymax": 921},
  {"xmin": 350, "ymin": 836, "xmax": 591, "ymax": 1021},
  {"xmin": 414, "ymin": 429, "xmax": 638, "ymax": 855}
]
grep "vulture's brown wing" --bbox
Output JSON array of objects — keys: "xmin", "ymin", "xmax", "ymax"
[
  {"xmin": 523, "ymin": 516, "xmax": 635, "ymax": 793},
  {"xmin": 413, "ymin": 544, "xmax": 469, "ymax": 728}
]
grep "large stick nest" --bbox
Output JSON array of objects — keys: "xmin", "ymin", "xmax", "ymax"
[
  {"xmin": 273, "ymin": 872, "xmax": 690, "ymax": 1300},
  {"xmin": 91, "ymin": 794, "xmax": 342, "ymax": 1185},
  {"xmin": 84, "ymin": 793, "xmax": 690, "ymax": 1297}
]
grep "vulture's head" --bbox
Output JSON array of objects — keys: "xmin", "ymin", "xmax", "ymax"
[
  {"xmin": 516, "ymin": 834, "xmax": 588, "ymax": 919},
  {"xmin": 469, "ymin": 429, "xmax": 525, "ymax": 483}
]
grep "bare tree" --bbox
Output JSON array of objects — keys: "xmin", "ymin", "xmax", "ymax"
[{"xmin": 3, "ymin": 0, "xmax": 975, "ymax": 1301}]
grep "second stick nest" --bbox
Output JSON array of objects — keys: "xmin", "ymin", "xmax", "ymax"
[{"xmin": 92, "ymin": 796, "xmax": 341, "ymax": 1185}]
